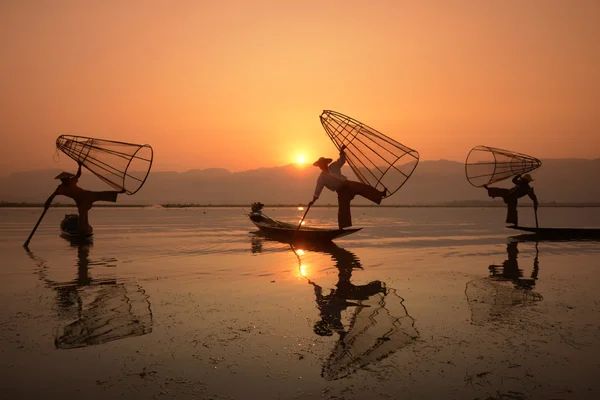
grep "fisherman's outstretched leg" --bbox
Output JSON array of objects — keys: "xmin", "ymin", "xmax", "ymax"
[
  {"xmin": 486, "ymin": 187, "xmax": 510, "ymax": 200},
  {"xmin": 343, "ymin": 181, "xmax": 384, "ymax": 205},
  {"xmin": 87, "ymin": 190, "xmax": 120, "ymax": 204}
]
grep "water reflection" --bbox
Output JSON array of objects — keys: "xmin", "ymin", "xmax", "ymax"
[
  {"xmin": 250, "ymin": 235, "xmax": 263, "ymax": 254},
  {"xmin": 27, "ymin": 242, "xmax": 153, "ymax": 349},
  {"xmin": 466, "ymin": 240, "xmax": 542, "ymax": 325},
  {"xmin": 251, "ymin": 236, "xmax": 419, "ymax": 381},
  {"xmin": 489, "ymin": 241, "xmax": 539, "ymax": 289}
]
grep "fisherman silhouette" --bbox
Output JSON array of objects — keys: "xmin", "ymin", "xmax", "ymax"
[
  {"xmin": 310, "ymin": 145, "xmax": 386, "ymax": 229},
  {"xmin": 45, "ymin": 162, "xmax": 125, "ymax": 234},
  {"xmin": 484, "ymin": 173, "xmax": 539, "ymax": 226}
]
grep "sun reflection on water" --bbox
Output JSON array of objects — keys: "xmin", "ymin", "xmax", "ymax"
[{"xmin": 299, "ymin": 264, "xmax": 308, "ymax": 277}]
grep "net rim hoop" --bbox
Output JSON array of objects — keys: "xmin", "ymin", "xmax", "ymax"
[
  {"xmin": 465, "ymin": 145, "xmax": 542, "ymax": 188},
  {"xmin": 382, "ymin": 149, "xmax": 420, "ymax": 197},
  {"xmin": 124, "ymin": 144, "xmax": 154, "ymax": 195},
  {"xmin": 465, "ymin": 146, "xmax": 482, "ymax": 188}
]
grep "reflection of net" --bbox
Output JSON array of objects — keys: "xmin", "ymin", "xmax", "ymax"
[
  {"xmin": 322, "ymin": 289, "xmax": 419, "ymax": 380},
  {"xmin": 465, "ymin": 145, "xmax": 541, "ymax": 187},
  {"xmin": 320, "ymin": 110, "xmax": 419, "ymax": 198},
  {"xmin": 56, "ymin": 134, "xmax": 153, "ymax": 195},
  {"xmin": 465, "ymin": 278, "xmax": 542, "ymax": 325},
  {"xmin": 55, "ymin": 283, "xmax": 153, "ymax": 349}
]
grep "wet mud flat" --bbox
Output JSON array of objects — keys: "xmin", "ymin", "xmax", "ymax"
[{"xmin": 1, "ymin": 207, "xmax": 600, "ymax": 399}]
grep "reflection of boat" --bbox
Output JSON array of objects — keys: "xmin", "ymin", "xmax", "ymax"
[
  {"xmin": 466, "ymin": 240, "xmax": 542, "ymax": 325},
  {"xmin": 282, "ymin": 239, "xmax": 419, "ymax": 380},
  {"xmin": 60, "ymin": 214, "xmax": 93, "ymax": 240},
  {"xmin": 247, "ymin": 203, "xmax": 361, "ymax": 243},
  {"xmin": 508, "ymin": 225, "xmax": 600, "ymax": 240},
  {"xmin": 29, "ymin": 242, "xmax": 152, "ymax": 349}
]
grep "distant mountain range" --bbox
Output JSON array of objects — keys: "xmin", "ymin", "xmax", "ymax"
[{"xmin": 1, "ymin": 159, "xmax": 599, "ymax": 206}]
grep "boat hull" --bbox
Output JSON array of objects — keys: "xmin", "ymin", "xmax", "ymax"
[
  {"xmin": 249, "ymin": 213, "xmax": 361, "ymax": 243},
  {"xmin": 60, "ymin": 214, "xmax": 94, "ymax": 241},
  {"xmin": 508, "ymin": 225, "xmax": 600, "ymax": 240}
]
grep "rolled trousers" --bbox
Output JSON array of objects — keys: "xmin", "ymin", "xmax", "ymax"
[{"xmin": 336, "ymin": 181, "xmax": 383, "ymax": 229}]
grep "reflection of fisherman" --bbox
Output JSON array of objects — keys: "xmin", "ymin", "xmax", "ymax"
[
  {"xmin": 31, "ymin": 243, "xmax": 152, "ymax": 350},
  {"xmin": 466, "ymin": 240, "xmax": 542, "ymax": 326},
  {"xmin": 310, "ymin": 145, "xmax": 386, "ymax": 229},
  {"xmin": 308, "ymin": 246, "xmax": 385, "ymax": 337},
  {"xmin": 489, "ymin": 241, "xmax": 539, "ymax": 290},
  {"xmin": 52, "ymin": 243, "xmax": 95, "ymax": 316},
  {"xmin": 484, "ymin": 173, "xmax": 538, "ymax": 226},
  {"xmin": 45, "ymin": 162, "xmax": 125, "ymax": 233}
]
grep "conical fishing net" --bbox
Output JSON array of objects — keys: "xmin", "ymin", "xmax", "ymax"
[
  {"xmin": 322, "ymin": 289, "xmax": 419, "ymax": 380},
  {"xmin": 56, "ymin": 135, "xmax": 153, "ymax": 195},
  {"xmin": 319, "ymin": 110, "xmax": 419, "ymax": 198},
  {"xmin": 465, "ymin": 145, "xmax": 541, "ymax": 187},
  {"xmin": 289, "ymin": 243, "xmax": 418, "ymax": 380},
  {"xmin": 465, "ymin": 278, "xmax": 543, "ymax": 326},
  {"xmin": 54, "ymin": 283, "xmax": 153, "ymax": 349}
]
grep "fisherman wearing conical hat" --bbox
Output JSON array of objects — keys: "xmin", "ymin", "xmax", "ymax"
[
  {"xmin": 311, "ymin": 145, "xmax": 387, "ymax": 229},
  {"xmin": 484, "ymin": 173, "xmax": 538, "ymax": 226},
  {"xmin": 44, "ymin": 162, "xmax": 125, "ymax": 233}
]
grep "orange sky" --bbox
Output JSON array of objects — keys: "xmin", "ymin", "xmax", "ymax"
[{"xmin": 1, "ymin": 0, "xmax": 599, "ymax": 175}]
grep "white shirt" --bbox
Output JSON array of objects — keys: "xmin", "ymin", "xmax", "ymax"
[{"xmin": 313, "ymin": 153, "xmax": 348, "ymax": 199}]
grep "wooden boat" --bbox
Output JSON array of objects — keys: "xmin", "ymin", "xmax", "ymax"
[
  {"xmin": 248, "ymin": 208, "xmax": 361, "ymax": 243},
  {"xmin": 508, "ymin": 225, "xmax": 600, "ymax": 240},
  {"xmin": 60, "ymin": 214, "xmax": 94, "ymax": 240}
]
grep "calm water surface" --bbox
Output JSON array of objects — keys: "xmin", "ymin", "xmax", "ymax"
[{"xmin": 1, "ymin": 207, "xmax": 600, "ymax": 399}]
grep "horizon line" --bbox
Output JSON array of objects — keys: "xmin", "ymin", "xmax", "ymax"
[{"xmin": 3, "ymin": 155, "xmax": 599, "ymax": 176}]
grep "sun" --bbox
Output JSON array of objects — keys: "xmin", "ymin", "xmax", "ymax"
[{"xmin": 296, "ymin": 155, "xmax": 306, "ymax": 164}]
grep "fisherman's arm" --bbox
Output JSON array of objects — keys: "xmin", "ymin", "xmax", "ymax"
[
  {"xmin": 331, "ymin": 145, "xmax": 347, "ymax": 170},
  {"xmin": 312, "ymin": 176, "xmax": 324, "ymax": 205},
  {"xmin": 309, "ymin": 280, "xmax": 324, "ymax": 301},
  {"xmin": 512, "ymin": 174, "xmax": 521, "ymax": 185}
]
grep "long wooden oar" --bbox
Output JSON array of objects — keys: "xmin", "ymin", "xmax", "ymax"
[
  {"xmin": 534, "ymin": 207, "xmax": 539, "ymax": 229},
  {"xmin": 292, "ymin": 202, "xmax": 313, "ymax": 241},
  {"xmin": 23, "ymin": 206, "xmax": 50, "ymax": 248}
]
